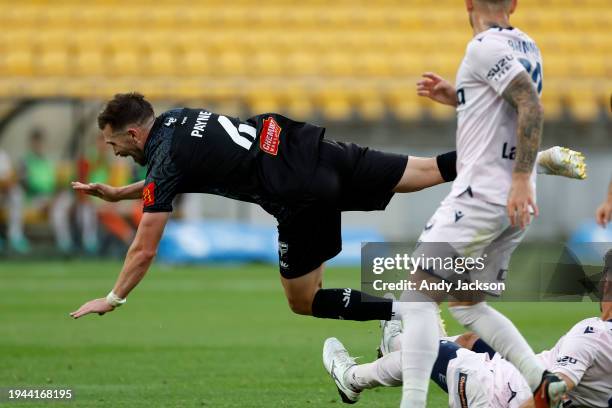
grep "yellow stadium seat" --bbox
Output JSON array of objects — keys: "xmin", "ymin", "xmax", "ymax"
[
  {"xmin": 182, "ymin": 51, "xmax": 212, "ymax": 76},
  {"xmin": 142, "ymin": 8, "xmax": 179, "ymax": 27},
  {"xmin": 542, "ymin": 55, "xmax": 572, "ymax": 79},
  {"xmin": 252, "ymin": 52, "xmax": 285, "ymax": 77},
  {"xmin": 286, "ymin": 52, "xmax": 320, "ymax": 77},
  {"xmin": 574, "ymin": 55, "xmax": 607, "ymax": 78},
  {"xmin": 540, "ymin": 85, "xmax": 563, "ymax": 120},
  {"xmin": 358, "ymin": 53, "xmax": 392, "ymax": 78},
  {"xmin": 317, "ymin": 85, "xmax": 353, "ymax": 122},
  {"xmin": 70, "ymin": 31, "xmax": 105, "ymax": 53},
  {"xmin": 385, "ymin": 87, "xmax": 421, "ymax": 121},
  {"xmin": 0, "ymin": 0, "xmax": 607, "ymax": 121},
  {"xmin": 34, "ymin": 30, "xmax": 71, "ymax": 52},
  {"xmin": 217, "ymin": 52, "xmax": 247, "ymax": 77},
  {"xmin": 0, "ymin": 30, "xmax": 34, "ymax": 52},
  {"xmin": 567, "ymin": 88, "xmax": 600, "ymax": 122},
  {"xmin": 148, "ymin": 50, "xmax": 176, "ymax": 77},
  {"xmin": 244, "ymin": 81, "xmax": 282, "ymax": 115},
  {"xmin": 37, "ymin": 50, "xmax": 70, "ymax": 76},
  {"xmin": 2, "ymin": 51, "xmax": 34, "ymax": 76},
  {"xmin": 73, "ymin": 50, "xmax": 105, "ymax": 76},
  {"xmin": 108, "ymin": 50, "xmax": 142, "ymax": 77},
  {"xmin": 323, "ymin": 53, "xmax": 354, "ymax": 77},
  {"xmin": 286, "ymin": 97, "xmax": 314, "ymax": 120}
]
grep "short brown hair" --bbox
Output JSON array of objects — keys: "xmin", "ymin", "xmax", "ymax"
[
  {"xmin": 97, "ymin": 92, "xmax": 154, "ymax": 131},
  {"xmin": 475, "ymin": 0, "xmax": 511, "ymax": 6}
]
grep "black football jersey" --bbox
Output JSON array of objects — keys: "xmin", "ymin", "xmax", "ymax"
[{"xmin": 142, "ymin": 108, "xmax": 324, "ymax": 215}]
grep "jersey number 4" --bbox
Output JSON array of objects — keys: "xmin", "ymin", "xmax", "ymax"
[{"xmin": 518, "ymin": 58, "xmax": 543, "ymax": 94}]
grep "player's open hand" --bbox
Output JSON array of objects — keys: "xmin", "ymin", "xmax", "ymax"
[
  {"xmin": 70, "ymin": 298, "xmax": 114, "ymax": 319},
  {"xmin": 507, "ymin": 175, "xmax": 539, "ymax": 229},
  {"xmin": 416, "ymin": 72, "xmax": 458, "ymax": 107},
  {"xmin": 596, "ymin": 200, "xmax": 612, "ymax": 227},
  {"xmin": 71, "ymin": 181, "xmax": 120, "ymax": 202}
]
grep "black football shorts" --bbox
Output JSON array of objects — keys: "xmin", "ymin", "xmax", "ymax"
[{"xmin": 277, "ymin": 139, "xmax": 408, "ymax": 279}]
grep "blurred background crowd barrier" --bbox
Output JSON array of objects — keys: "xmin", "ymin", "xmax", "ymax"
[{"xmin": 0, "ymin": 0, "xmax": 610, "ymax": 260}]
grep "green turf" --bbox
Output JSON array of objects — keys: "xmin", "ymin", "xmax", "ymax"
[{"xmin": 0, "ymin": 261, "xmax": 597, "ymax": 407}]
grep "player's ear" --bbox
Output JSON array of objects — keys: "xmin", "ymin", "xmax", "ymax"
[
  {"xmin": 465, "ymin": 0, "xmax": 474, "ymax": 12},
  {"xmin": 127, "ymin": 128, "xmax": 139, "ymax": 144},
  {"xmin": 508, "ymin": 0, "xmax": 517, "ymax": 14}
]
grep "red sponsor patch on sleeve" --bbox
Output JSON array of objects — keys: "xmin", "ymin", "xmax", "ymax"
[
  {"xmin": 142, "ymin": 182, "xmax": 155, "ymax": 206},
  {"xmin": 260, "ymin": 116, "xmax": 281, "ymax": 156}
]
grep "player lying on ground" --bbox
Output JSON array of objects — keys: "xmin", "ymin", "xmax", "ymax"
[
  {"xmin": 323, "ymin": 250, "xmax": 612, "ymax": 407},
  {"xmin": 323, "ymin": 335, "xmax": 534, "ymax": 408},
  {"xmin": 396, "ymin": 0, "xmax": 587, "ymax": 406},
  {"xmin": 69, "ymin": 93, "xmax": 585, "ymax": 324}
]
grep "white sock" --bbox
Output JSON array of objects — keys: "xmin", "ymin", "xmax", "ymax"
[
  {"xmin": 449, "ymin": 302, "xmax": 545, "ymax": 390},
  {"xmin": 391, "ymin": 301, "xmax": 403, "ymax": 320},
  {"xmin": 395, "ymin": 296, "xmax": 439, "ymax": 408},
  {"xmin": 348, "ymin": 351, "xmax": 402, "ymax": 390}
]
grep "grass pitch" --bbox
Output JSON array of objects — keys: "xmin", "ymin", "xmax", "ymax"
[{"xmin": 1, "ymin": 261, "xmax": 597, "ymax": 407}]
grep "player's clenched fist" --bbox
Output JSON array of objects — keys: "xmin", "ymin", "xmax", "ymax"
[
  {"xmin": 416, "ymin": 72, "xmax": 459, "ymax": 107},
  {"xmin": 596, "ymin": 201, "xmax": 612, "ymax": 227},
  {"xmin": 71, "ymin": 181, "xmax": 120, "ymax": 202},
  {"xmin": 507, "ymin": 174, "xmax": 539, "ymax": 229},
  {"xmin": 70, "ymin": 298, "xmax": 115, "ymax": 319},
  {"xmin": 595, "ymin": 180, "xmax": 612, "ymax": 227}
]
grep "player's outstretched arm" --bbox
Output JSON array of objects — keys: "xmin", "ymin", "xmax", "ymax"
[
  {"xmin": 70, "ymin": 211, "xmax": 170, "ymax": 319},
  {"xmin": 416, "ymin": 72, "xmax": 458, "ymax": 107},
  {"xmin": 393, "ymin": 152, "xmax": 456, "ymax": 193},
  {"xmin": 71, "ymin": 179, "xmax": 145, "ymax": 202},
  {"xmin": 502, "ymin": 72, "xmax": 543, "ymax": 229},
  {"xmin": 595, "ymin": 179, "xmax": 612, "ymax": 227}
]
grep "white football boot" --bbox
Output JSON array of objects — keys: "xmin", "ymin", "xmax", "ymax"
[
  {"xmin": 377, "ymin": 320, "xmax": 402, "ymax": 358},
  {"xmin": 537, "ymin": 146, "xmax": 587, "ymax": 179},
  {"xmin": 323, "ymin": 337, "xmax": 360, "ymax": 404},
  {"xmin": 378, "ymin": 310, "xmax": 447, "ymax": 358}
]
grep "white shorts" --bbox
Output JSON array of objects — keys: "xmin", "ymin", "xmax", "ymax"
[
  {"xmin": 447, "ymin": 350, "xmax": 532, "ymax": 408},
  {"xmin": 415, "ymin": 194, "xmax": 528, "ymax": 296}
]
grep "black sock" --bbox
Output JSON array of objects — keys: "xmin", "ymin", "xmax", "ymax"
[
  {"xmin": 472, "ymin": 338, "xmax": 496, "ymax": 359},
  {"xmin": 311, "ymin": 288, "xmax": 392, "ymax": 321}
]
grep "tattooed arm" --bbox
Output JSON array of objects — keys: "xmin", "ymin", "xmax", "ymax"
[{"xmin": 502, "ymin": 72, "xmax": 544, "ymax": 228}]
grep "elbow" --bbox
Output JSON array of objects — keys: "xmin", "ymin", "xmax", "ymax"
[{"xmin": 519, "ymin": 101, "xmax": 544, "ymax": 119}]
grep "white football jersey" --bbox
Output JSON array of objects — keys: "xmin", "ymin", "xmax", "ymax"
[
  {"xmin": 451, "ymin": 26, "xmax": 543, "ymax": 206},
  {"xmin": 537, "ymin": 317, "xmax": 612, "ymax": 407},
  {"xmin": 446, "ymin": 349, "xmax": 532, "ymax": 408}
]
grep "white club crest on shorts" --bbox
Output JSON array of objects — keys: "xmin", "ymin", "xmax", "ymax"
[{"xmin": 278, "ymin": 241, "xmax": 288, "ymax": 257}]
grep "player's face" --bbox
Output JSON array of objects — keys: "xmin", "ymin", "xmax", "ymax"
[{"xmin": 102, "ymin": 124, "xmax": 146, "ymax": 166}]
